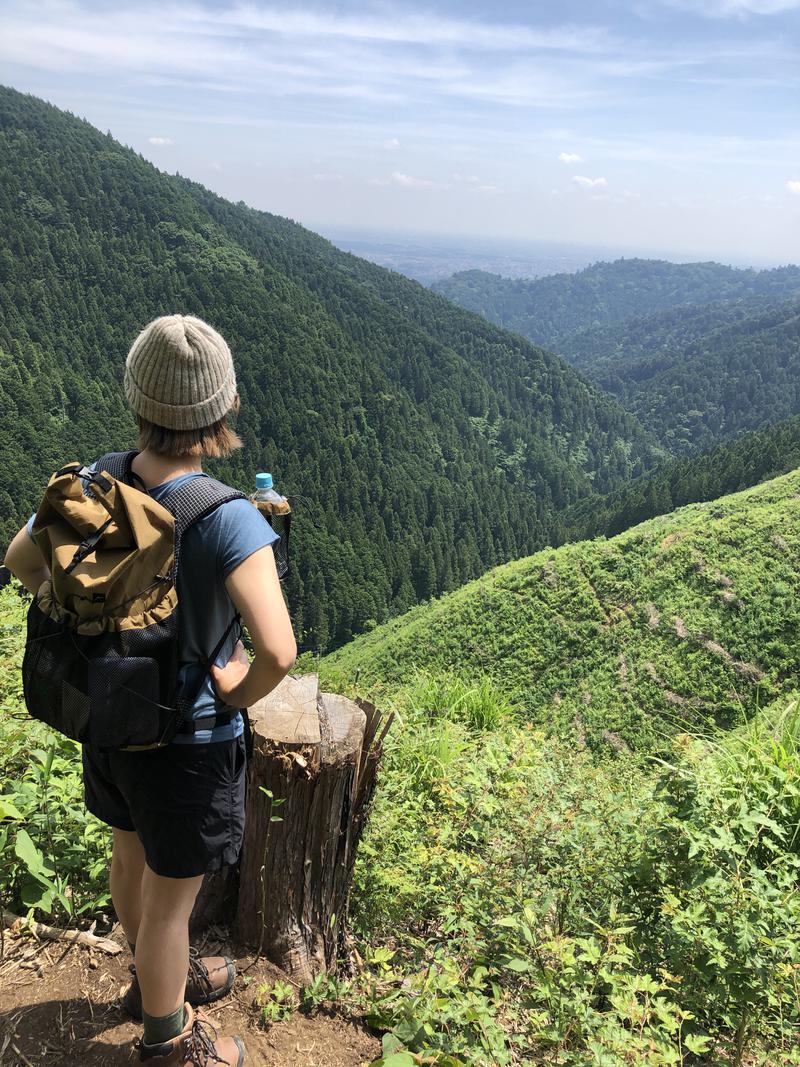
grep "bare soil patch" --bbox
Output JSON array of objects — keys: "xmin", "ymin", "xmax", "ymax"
[{"xmin": 0, "ymin": 927, "xmax": 380, "ymax": 1067}]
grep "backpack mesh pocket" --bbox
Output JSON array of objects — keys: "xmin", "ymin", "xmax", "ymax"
[
  {"xmin": 61, "ymin": 680, "xmax": 91, "ymax": 739},
  {"xmin": 87, "ymin": 656, "xmax": 161, "ymax": 749},
  {"xmin": 23, "ymin": 601, "xmax": 180, "ymax": 750}
]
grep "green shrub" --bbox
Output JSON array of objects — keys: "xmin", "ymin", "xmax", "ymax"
[
  {"xmin": 349, "ymin": 674, "xmax": 800, "ymax": 1065},
  {"xmin": 0, "ymin": 585, "xmax": 111, "ymax": 921},
  {"xmin": 628, "ymin": 701, "xmax": 800, "ymax": 1061}
]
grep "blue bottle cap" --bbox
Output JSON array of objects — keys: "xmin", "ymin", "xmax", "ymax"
[{"xmin": 256, "ymin": 472, "xmax": 273, "ymax": 490}]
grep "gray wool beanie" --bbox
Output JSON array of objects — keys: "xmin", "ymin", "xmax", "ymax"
[{"xmin": 124, "ymin": 314, "xmax": 237, "ymax": 430}]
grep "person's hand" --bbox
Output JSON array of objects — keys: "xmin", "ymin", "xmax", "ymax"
[{"xmin": 210, "ymin": 640, "xmax": 250, "ymax": 706}]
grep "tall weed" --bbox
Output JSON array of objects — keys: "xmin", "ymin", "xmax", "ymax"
[
  {"xmin": 351, "ymin": 674, "xmax": 800, "ymax": 1065},
  {"xmin": 0, "ymin": 585, "xmax": 111, "ymax": 921}
]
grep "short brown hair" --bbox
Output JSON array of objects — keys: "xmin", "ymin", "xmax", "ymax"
[{"xmin": 137, "ymin": 397, "xmax": 243, "ymax": 458}]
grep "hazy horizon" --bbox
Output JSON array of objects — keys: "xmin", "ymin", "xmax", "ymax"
[
  {"xmin": 4, "ymin": 0, "xmax": 800, "ymax": 265},
  {"xmin": 314, "ymin": 223, "xmax": 794, "ymax": 271}
]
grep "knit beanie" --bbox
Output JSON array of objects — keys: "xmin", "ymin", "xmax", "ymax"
[{"xmin": 124, "ymin": 314, "xmax": 237, "ymax": 430}]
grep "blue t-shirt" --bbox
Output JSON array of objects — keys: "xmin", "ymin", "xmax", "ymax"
[{"xmin": 28, "ymin": 468, "xmax": 279, "ymax": 745}]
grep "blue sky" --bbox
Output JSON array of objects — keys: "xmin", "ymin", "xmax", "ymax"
[{"xmin": 3, "ymin": 0, "xmax": 800, "ymax": 263}]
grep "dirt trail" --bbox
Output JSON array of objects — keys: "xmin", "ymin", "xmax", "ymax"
[{"xmin": 0, "ymin": 928, "xmax": 380, "ymax": 1066}]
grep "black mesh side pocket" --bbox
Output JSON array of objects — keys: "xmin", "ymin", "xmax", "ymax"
[
  {"xmin": 61, "ymin": 680, "xmax": 91, "ymax": 739},
  {"xmin": 23, "ymin": 605, "xmax": 92, "ymax": 742},
  {"xmin": 87, "ymin": 656, "xmax": 161, "ymax": 750}
]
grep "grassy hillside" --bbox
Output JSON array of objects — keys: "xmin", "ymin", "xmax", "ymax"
[
  {"xmin": 0, "ymin": 87, "xmax": 659, "ymax": 651},
  {"xmin": 322, "ymin": 468, "xmax": 800, "ymax": 754},
  {"xmin": 311, "ymin": 473, "xmax": 800, "ymax": 1062}
]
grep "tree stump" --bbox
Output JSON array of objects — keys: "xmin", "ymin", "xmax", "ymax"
[{"xmin": 192, "ymin": 673, "xmax": 391, "ymax": 986}]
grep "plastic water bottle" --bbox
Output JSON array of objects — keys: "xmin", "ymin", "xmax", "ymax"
[{"xmin": 251, "ymin": 473, "xmax": 291, "ymax": 578}]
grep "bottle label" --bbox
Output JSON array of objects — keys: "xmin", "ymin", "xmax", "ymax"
[{"xmin": 252, "ymin": 498, "xmax": 291, "ymax": 517}]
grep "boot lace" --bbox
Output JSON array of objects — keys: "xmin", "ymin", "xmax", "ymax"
[
  {"xmin": 181, "ymin": 1014, "xmax": 226, "ymax": 1066},
  {"xmin": 188, "ymin": 947, "xmax": 216, "ymax": 997}
]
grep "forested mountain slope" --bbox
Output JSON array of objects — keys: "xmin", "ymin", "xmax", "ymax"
[
  {"xmin": 562, "ymin": 411, "xmax": 800, "ymax": 540},
  {"xmin": 565, "ymin": 297, "xmax": 800, "ymax": 452},
  {"xmin": 434, "ymin": 263, "xmax": 800, "ymax": 453},
  {"xmin": 432, "ymin": 259, "xmax": 800, "ymax": 351},
  {"xmin": 322, "ymin": 468, "xmax": 800, "ymax": 753},
  {"xmin": 0, "ymin": 87, "xmax": 659, "ymax": 650},
  {"xmin": 564, "ymin": 293, "xmax": 768, "ymax": 372}
]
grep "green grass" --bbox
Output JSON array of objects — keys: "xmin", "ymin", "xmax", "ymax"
[
  {"xmin": 316, "ymin": 470, "xmax": 800, "ymax": 1063},
  {"xmin": 322, "ymin": 469, "xmax": 800, "ymax": 756}
]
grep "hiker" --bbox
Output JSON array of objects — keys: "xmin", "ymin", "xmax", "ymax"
[{"xmin": 4, "ymin": 314, "xmax": 297, "ymax": 1065}]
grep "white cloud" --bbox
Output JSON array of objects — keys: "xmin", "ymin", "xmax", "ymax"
[
  {"xmin": 665, "ymin": 0, "xmax": 800, "ymax": 15},
  {"xmin": 787, "ymin": 179, "xmax": 800, "ymax": 194},
  {"xmin": 313, "ymin": 172, "xmax": 344, "ymax": 182},
  {"xmin": 440, "ymin": 66, "xmax": 605, "ymax": 108},
  {"xmin": 215, "ymin": 7, "xmax": 610, "ymax": 53},
  {"xmin": 572, "ymin": 175, "xmax": 608, "ymax": 188},
  {"xmin": 148, "ymin": 136, "xmax": 173, "ymax": 145},
  {"xmin": 390, "ymin": 171, "xmax": 439, "ymax": 188},
  {"xmin": 451, "ymin": 173, "xmax": 500, "ymax": 193},
  {"xmin": 0, "ymin": 2, "xmax": 615, "ymax": 111},
  {"xmin": 370, "ymin": 171, "xmax": 447, "ymax": 189},
  {"xmin": 558, "ymin": 151, "xmax": 583, "ymax": 163},
  {"xmin": 6, "ymin": 0, "xmax": 782, "ymax": 127},
  {"xmin": 383, "ymin": 138, "xmax": 401, "ymax": 149}
]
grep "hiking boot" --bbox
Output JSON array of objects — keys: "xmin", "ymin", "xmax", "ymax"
[
  {"xmin": 137, "ymin": 1003, "xmax": 245, "ymax": 1064},
  {"xmin": 123, "ymin": 948, "xmax": 236, "ymax": 1020}
]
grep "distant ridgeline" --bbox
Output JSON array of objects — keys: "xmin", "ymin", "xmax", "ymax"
[
  {"xmin": 322, "ymin": 468, "xmax": 800, "ymax": 755},
  {"xmin": 434, "ymin": 263, "xmax": 800, "ymax": 453},
  {"xmin": 0, "ymin": 87, "xmax": 659, "ymax": 651}
]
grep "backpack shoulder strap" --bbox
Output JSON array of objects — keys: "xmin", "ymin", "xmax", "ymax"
[
  {"xmin": 94, "ymin": 450, "xmax": 139, "ymax": 485},
  {"xmin": 162, "ymin": 477, "xmax": 249, "ymax": 731},
  {"xmin": 160, "ymin": 476, "xmax": 247, "ymax": 573}
]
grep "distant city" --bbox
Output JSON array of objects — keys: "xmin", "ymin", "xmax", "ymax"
[{"xmin": 313, "ymin": 227, "xmax": 757, "ymax": 287}]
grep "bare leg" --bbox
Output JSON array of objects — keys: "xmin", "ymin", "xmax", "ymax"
[
  {"xmin": 136, "ymin": 865, "xmax": 204, "ymax": 1018},
  {"xmin": 110, "ymin": 828, "xmax": 146, "ymax": 947}
]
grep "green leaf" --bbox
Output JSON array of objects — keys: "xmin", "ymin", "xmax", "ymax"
[
  {"xmin": 0, "ymin": 796, "xmax": 24, "ymax": 820},
  {"xmin": 379, "ymin": 1055, "xmax": 415, "ymax": 1067},
  {"xmin": 381, "ymin": 1033, "xmax": 404, "ymax": 1055},
  {"xmin": 392, "ymin": 1018, "xmax": 424, "ymax": 1046},
  {"xmin": 14, "ymin": 829, "xmax": 43, "ymax": 875},
  {"xmin": 503, "ymin": 957, "xmax": 531, "ymax": 973},
  {"xmin": 20, "ymin": 879, "xmax": 55, "ymax": 911},
  {"xmin": 684, "ymin": 1033, "xmax": 712, "ymax": 1054}
]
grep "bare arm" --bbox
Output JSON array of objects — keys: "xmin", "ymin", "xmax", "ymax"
[
  {"xmin": 4, "ymin": 525, "xmax": 49, "ymax": 595},
  {"xmin": 210, "ymin": 544, "xmax": 297, "ymax": 709}
]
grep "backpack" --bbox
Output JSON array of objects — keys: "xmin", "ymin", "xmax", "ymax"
[{"xmin": 22, "ymin": 451, "xmax": 246, "ymax": 752}]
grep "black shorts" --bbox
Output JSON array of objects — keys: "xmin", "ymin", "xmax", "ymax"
[{"xmin": 82, "ymin": 734, "xmax": 247, "ymax": 879}]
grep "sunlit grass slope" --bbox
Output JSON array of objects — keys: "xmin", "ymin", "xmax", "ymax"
[{"xmin": 321, "ymin": 469, "xmax": 800, "ymax": 754}]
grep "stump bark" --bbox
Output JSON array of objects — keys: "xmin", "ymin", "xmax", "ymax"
[{"xmin": 192, "ymin": 673, "xmax": 390, "ymax": 986}]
